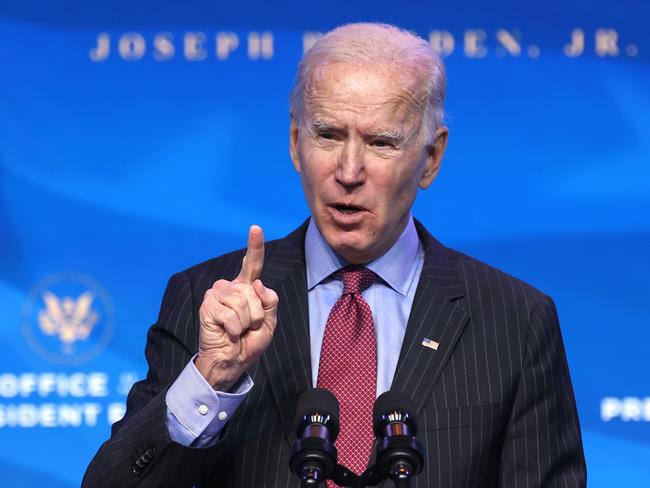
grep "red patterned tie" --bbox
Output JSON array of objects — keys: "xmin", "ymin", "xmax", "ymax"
[{"xmin": 317, "ymin": 266, "xmax": 377, "ymax": 484}]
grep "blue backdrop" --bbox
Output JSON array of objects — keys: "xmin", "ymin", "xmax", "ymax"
[{"xmin": 1, "ymin": 1, "xmax": 648, "ymax": 485}]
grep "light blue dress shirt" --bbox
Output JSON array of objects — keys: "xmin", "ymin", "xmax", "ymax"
[
  {"xmin": 305, "ymin": 217, "xmax": 424, "ymax": 396},
  {"xmin": 165, "ymin": 216, "xmax": 424, "ymax": 446}
]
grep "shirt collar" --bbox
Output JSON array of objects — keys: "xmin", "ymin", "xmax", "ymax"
[{"xmin": 305, "ymin": 216, "xmax": 421, "ymax": 296}]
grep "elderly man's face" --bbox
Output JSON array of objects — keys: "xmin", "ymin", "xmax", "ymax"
[{"xmin": 290, "ymin": 62, "xmax": 448, "ymax": 264}]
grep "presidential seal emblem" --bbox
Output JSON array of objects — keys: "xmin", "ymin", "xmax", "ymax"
[{"xmin": 22, "ymin": 273, "xmax": 114, "ymax": 364}]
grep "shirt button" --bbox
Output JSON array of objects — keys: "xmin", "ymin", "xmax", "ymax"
[
  {"xmin": 218, "ymin": 411, "xmax": 228, "ymax": 421},
  {"xmin": 198, "ymin": 404, "xmax": 209, "ymax": 415}
]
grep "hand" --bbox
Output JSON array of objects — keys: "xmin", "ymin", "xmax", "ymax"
[{"xmin": 195, "ymin": 225, "xmax": 279, "ymax": 391}]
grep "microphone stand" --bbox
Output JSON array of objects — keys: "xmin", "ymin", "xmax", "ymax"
[
  {"xmin": 327, "ymin": 461, "xmax": 413, "ymax": 488},
  {"xmin": 330, "ymin": 464, "xmax": 363, "ymax": 487}
]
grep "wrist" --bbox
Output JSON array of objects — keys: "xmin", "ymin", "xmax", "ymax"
[{"xmin": 194, "ymin": 355, "xmax": 237, "ymax": 391}]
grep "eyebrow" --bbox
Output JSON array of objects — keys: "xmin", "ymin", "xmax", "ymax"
[
  {"xmin": 311, "ymin": 118, "xmax": 335, "ymax": 132},
  {"xmin": 370, "ymin": 129, "xmax": 404, "ymax": 141},
  {"xmin": 311, "ymin": 118, "xmax": 405, "ymax": 144}
]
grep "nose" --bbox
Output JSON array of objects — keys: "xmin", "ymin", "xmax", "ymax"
[{"xmin": 335, "ymin": 139, "xmax": 366, "ymax": 188}]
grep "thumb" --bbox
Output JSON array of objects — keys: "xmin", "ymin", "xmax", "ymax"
[{"xmin": 253, "ymin": 279, "xmax": 279, "ymax": 313}]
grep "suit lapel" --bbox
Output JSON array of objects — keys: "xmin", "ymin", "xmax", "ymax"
[
  {"xmin": 391, "ymin": 221, "xmax": 469, "ymax": 415},
  {"xmin": 259, "ymin": 221, "xmax": 312, "ymax": 443}
]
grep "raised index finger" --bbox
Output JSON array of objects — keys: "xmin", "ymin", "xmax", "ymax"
[{"xmin": 236, "ymin": 225, "xmax": 265, "ymax": 283}]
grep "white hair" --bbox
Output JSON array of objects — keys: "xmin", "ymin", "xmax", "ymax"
[{"xmin": 289, "ymin": 22, "xmax": 446, "ymax": 145}]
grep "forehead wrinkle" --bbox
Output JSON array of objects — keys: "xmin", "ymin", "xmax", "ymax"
[
  {"xmin": 303, "ymin": 61, "xmax": 428, "ymax": 120},
  {"xmin": 304, "ymin": 75, "xmax": 424, "ymax": 141},
  {"xmin": 308, "ymin": 70, "xmax": 419, "ymax": 110},
  {"xmin": 308, "ymin": 97, "xmax": 417, "ymax": 127},
  {"xmin": 308, "ymin": 94, "xmax": 392, "ymax": 115},
  {"xmin": 388, "ymin": 89, "xmax": 426, "ymax": 121}
]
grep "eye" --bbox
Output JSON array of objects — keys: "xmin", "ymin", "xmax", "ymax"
[
  {"xmin": 319, "ymin": 132, "xmax": 336, "ymax": 140},
  {"xmin": 371, "ymin": 139, "xmax": 395, "ymax": 149}
]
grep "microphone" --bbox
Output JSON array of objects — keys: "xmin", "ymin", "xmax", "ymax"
[
  {"xmin": 289, "ymin": 388, "xmax": 340, "ymax": 486},
  {"xmin": 372, "ymin": 391, "xmax": 424, "ymax": 488}
]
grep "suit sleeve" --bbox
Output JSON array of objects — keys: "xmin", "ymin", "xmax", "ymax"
[
  {"xmin": 82, "ymin": 272, "xmax": 226, "ymax": 488},
  {"xmin": 498, "ymin": 295, "xmax": 587, "ymax": 487}
]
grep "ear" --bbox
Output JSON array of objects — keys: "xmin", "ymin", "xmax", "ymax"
[
  {"xmin": 289, "ymin": 115, "xmax": 301, "ymax": 172},
  {"xmin": 419, "ymin": 126, "xmax": 448, "ymax": 189}
]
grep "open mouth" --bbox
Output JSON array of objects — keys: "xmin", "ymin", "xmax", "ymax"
[{"xmin": 334, "ymin": 204, "xmax": 363, "ymax": 214}]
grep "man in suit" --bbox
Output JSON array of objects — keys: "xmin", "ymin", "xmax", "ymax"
[{"xmin": 83, "ymin": 23, "xmax": 586, "ymax": 487}]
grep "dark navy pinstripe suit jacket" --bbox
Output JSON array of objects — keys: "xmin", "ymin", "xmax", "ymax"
[{"xmin": 83, "ymin": 220, "xmax": 586, "ymax": 487}]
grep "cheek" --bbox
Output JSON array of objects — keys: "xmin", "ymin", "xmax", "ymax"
[
  {"xmin": 300, "ymin": 161, "xmax": 323, "ymax": 192},
  {"xmin": 297, "ymin": 157, "xmax": 331, "ymax": 207},
  {"xmin": 377, "ymin": 168, "xmax": 416, "ymax": 199},
  {"xmin": 299, "ymin": 148, "xmax": 336, "ymax": 187},
  {"xmin": 373, "ymin": 170, "xmax": 420, "ymax": 217}
]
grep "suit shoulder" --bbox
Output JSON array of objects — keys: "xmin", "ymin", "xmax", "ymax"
[
  {"xmin": 438, "ymin": 247, "xmax": 559, "ymax": 340},
  {"xmin": 446, "ymin": 246, "xmax": 549, "ymax": 310},
  {"xmin": 415, "ymin": 219, "xmax": 548, "ymax": 309}
]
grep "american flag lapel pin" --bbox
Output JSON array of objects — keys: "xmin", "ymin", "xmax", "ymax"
[{"xmin": 421, "ymin": 337, "xmax": 439, "ymax": 351}]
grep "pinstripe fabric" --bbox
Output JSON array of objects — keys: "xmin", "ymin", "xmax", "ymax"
[{"xmin": 82, "ymin": 220, "xmax": 586, "ymax": 487}]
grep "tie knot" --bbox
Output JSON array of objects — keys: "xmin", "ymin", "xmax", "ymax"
[{"xmin": 340, "ymin": 266, "xmax": 376, "ymax": 295}]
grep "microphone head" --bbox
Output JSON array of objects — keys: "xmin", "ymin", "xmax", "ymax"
[
  {"xmin": 373, "ymin": 390, "xmax": 418, "ymax": 436},
  {"xmin": 294, "ymin": 388, "xmax": 340, "ymax": 440}
]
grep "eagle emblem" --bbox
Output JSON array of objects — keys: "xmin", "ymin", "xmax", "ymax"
[{"xmin": 38, "ymin": 291, "xmax": 99, "ymax": 353}]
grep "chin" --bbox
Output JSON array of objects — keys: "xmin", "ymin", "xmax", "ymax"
[
  {"xmin": 329, "ymin": 236, "xmax": 377, "ymax": 264},
  {"xmin": 316, "ymin": 217, "xmax": 380, "ymax": 263}
]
